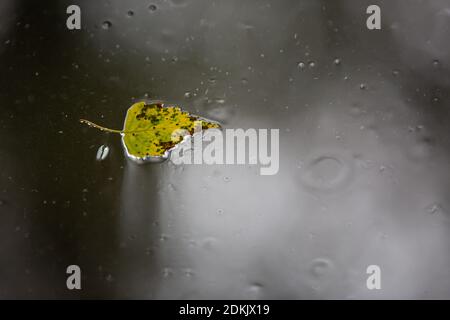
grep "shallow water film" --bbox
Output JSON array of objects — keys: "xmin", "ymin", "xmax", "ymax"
[{"xmin": 0, "ymin": 0, "xmax": 450, "ymax": 299}]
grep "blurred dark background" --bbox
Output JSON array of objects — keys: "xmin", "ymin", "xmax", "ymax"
[{"xmin": 0, "ymin": 0, "xmax": 449, "ymax": 299}]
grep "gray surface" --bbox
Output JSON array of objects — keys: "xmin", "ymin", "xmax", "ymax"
[{"xmin": 0, "ymin": 0, "xmax": 449, "ymax": 299}]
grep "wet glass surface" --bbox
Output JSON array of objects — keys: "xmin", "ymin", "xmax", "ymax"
[{"xmin": 0, "ymin": 0, "xmax": 449, "ymax": 299}]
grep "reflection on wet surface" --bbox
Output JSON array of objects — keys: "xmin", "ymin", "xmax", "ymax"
[{"xmin": 0, "ymin": 0, "xmax": 449, "ymax": 299}]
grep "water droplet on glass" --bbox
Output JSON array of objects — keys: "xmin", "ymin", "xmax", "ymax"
[
  {"xmin": 310, "ymin": 258, "xmax": 332, "ymax": 277},
  {"xmin": 333, "ymin": 58, "xmax": 341, "ymax": 65},
  {"xmin": 96, "ymin": 145, "xmax": 110, "ymax": 161},
  {"xmin": 162, "ymin": 267, "xmax": 173, "ymax": 278},
  {"xmin": 392, "ymin": 69, "xmax": 400, "ymax": 76},
  {"xmin": 297, "ymin": 62, "xmax": 306, "ymax": 69},
  {"xmin": 246, "ymin": 283, "xmax": 263, "ymax": 299},
  {"xmin": 101, "ymin": 21, "xmax": 112, "ymax": 30},
  {"xmin": 301, "ymin": 154, "xmax": 353, "ymax": 192},
  {"xmin": 148, "ymin": 4, "xmax": 157, "ymax": 12},
  {"xmin": 182, "ymin": 268, "xmax": 194, "ymax": 278},
  {"xmin": 105, "ymin": 274, "xmax": 114, "ymax": 282},
  {"xmin": 126, "ymin": 10, "xmax": 135, "ymax": 17},
  {"xmin": 426, "ymin": 203, "xmax": 444, "ymax": 215},
  {"xmin": 359, "ymin": 83, "xmax": 367, "ymax": 90},
  {"xmin": 308, "ymin": 61, "xmax": 316, "ymax": 68}
]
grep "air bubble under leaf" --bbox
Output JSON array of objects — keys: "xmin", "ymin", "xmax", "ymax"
[{"xmin": 80, "ymin": 101, "xmax": 220, "ymax": 162}]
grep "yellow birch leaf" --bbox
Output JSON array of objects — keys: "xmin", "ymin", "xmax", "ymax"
[{"xmin": 80, "ymin": 101, "xmax": 220, "ymax": 161}]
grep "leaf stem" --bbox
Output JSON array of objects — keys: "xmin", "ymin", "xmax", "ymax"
[
  {"xmin": 79, "ymin": 119, "xmax": 124, "ymax": 133},
  {"xmin": 80, "ymin": 119, "xmax": 158, "ymax": 134}
]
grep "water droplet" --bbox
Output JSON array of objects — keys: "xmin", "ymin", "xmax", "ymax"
[
  {"xmin": 310, "ymin": 258, "xmax": 332, "ymax": 277},
  {"xmin": 300, "ymin": 154, "xmax": 353, "ymax": 192},
  {"xmin": 217, "ymin": 209, "xmax": 224, "ymax": 215},
  {"xmin": 246, "ymin": 283, "xmax": 263, "ymax": 299},
  {"xmin": 426, "ymin": 203, "xmax": 444, "ymax": 215},
  {"xmin": 101, "ymin": 21, "xmax": 112, "ymax": 30},
  {"xmin": 184, "ymin": 91, "xmax": 193, "ymax": 99},
  {"xmin": 333, "ymin": 58, "xmax": 341, "ymax": 65},
  {"xmin": 182, "ymin": 268, "xmax": 194, "ymax": 278},
  {"xmin": 297, "ymin": 62, "xmax": 306, "ymax": 69},
  {"xmin": 214, "ymin": 98, "xmax": 225, "ymax": 104},
  {"xmin": 126, "ymin": 10, "xmax": 135, "ymax": 17},
  {"xmin": 432, "ymin": 60, "xmax": 440, "ymax": 68},
  {"xmin": 223, "ymin": 176, "xmax": 231, "ymax": 182},
  {"xmin": 359, "ymin": 83, "xmax": 367, "ymax": 90},
  {"xmin": 392, "ymin": 69, "xmax": 400, "ymax": 76},
  {"xmin": 148, "ymin": 4, "xmax": 157, "ymax": 12},
  {"xmin": 96, "ymin": 145, "xmax": 110, "ymax": 161},
  {"xmin": 105, "ymin": 274, "xmax": 114, "ymax": 282},
  {"xmin": 308, "ymin": 61, "xmax": 316, "ymax": 68},
  {"xmin": 162, "ymin": 267, "xmax": 173, "ymax": 278}
]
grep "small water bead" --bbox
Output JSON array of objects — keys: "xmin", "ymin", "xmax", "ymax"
[
  {"xmin": 105, "ymin": 274, "xmax": 114, "ymax": 282},
  {"xmin": 182, "ymin": 268, "xmax": 194, "ymax": 278},
  {"xmin": 126, "ymin": 10, "xmax": 135, "ymax": 17},
  {"xmin": 392, "ymin": 69, "xmax": 400, "ymax": 76},
  {"xmin": 246, "ymin": 283, "xmax": 264, "ymax": 299},
  {"xmin": 426, "ymin": 203, "xmax": 444, "ymax": 215},
  {"xmin": 148, "ymin": 4, "xmax": 157, "ymax": 12},
  {"xmin": 96, "ymin": 145, "xmax": 109, "ymax": 161},
  {"xmin": 162, "ymin": 267, "xmax": 173, "ymax": 278},
  {"xmin": 301, "ymin": 154, "xmax": 353, "ymax": 192},
  {"xmin": 101, "ymin": 21, "xmax": 112, "ymax": 30},
  {"xmin": 159, "ymin": 233, "xmax": 169, "ymax": 242},
  {"xmin": 297, "ymin": 62, "xmax": 306, "ymax": 69},
  {"xmin": 359, "ymin": 83, "xmax": 367, "ymax": 90},
  {"xmin": 308, "ymin": 61, "xmax": 316, "ymax": 68},
  {"xmin": 310, "ymin": 258, "xmax": 332, "ymax": 277},
  {"xmin": 333, "ymin": 58, "xmax": 341, "ymax": 65}
]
